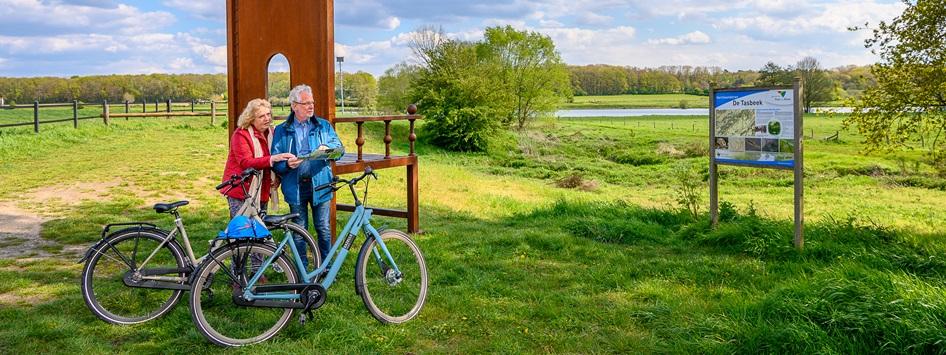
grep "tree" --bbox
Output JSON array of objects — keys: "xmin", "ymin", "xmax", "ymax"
[
  {"xmin": 481, "ymin": 25, "xmax": 571, "ymax": 129},
  {"xmin": 756, "ymin": 62, "xmax": 793, "ymax": 86},
  {"xmin": 339, "ymin": 71, "xmax": 378, "ymax": 110},
  {"xmin": 845, "ymin": 0, "xmax": 946, "ymax": 172},
  {"xmin": 410, "ymin": 37, "xmax": 502, "ymax": 151},
  {"xmin": 378, "ymin": 62, "xmax": 419, "ymax": 113},
  {"xmin": 795, "ymin": 57, "xmax": 833, "ymax": 113}
]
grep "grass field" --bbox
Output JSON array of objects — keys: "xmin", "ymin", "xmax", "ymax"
[{"xmin": 1, "ymin": 113, "xmax": 945, "ymax": 353}]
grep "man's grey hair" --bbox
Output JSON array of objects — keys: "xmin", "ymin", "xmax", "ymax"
[{"xmin": 288, "ymin": 84, "xmax": 313, "ymax": 103}]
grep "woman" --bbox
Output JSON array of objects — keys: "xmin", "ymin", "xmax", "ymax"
[{"xmin": 219, "ymin": 98, "xmax": 294, "ymax": 217}]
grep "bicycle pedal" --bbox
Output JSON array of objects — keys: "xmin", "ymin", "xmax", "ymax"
[{"xmin": 298, "ymin": 313, "xmax": 307, "ymax": 325}]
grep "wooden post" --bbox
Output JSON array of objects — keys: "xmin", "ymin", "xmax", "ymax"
[
  {"xmin": 33, "ymin": 101, "xmax": 39, "ymax": 133},
  {"xmin": 407, "ymin": 160, "xmax": 419, "ymax": 233},
  {"xmin": 191, "ymin": 100, "xmax": 195, "ymax": 112},
  {"xmin": 154, "ymin": 100, "xmax": 159, "ymax": 112},
  {"xmin": 355, "ymin": 121, "xmax": 365, "ymax": 162},
  {"xmin": 383, "ymin": 120, "xmax": 392, "ymax": 159},
  {"xmin": 142, "ymin": 101, "xmax": 146, "ymax": 113},
  {"xmin": 124, "ymin": 100, "xmax": 130, "ymax": 120},
  {"xmin": 794, "ymin": 78, "xmax": 805, "ymax": 250},
  {"xmin": 73, "ymin": 100, "xmax": 78, "ymax": 128},
  {"xmin": 210, "ymin": 101, "xmax": 217, "ymax": 125},
  {"xmin": 408, "ymin": 104, "xmax": 418, "ymax": 156},
  {"xmin": 103, "ymin": 100, "xmax": 110, "ymax": 125},
  {"xmin": 166, "ymin": 99, "xmax": 172, "ymax": 119},
  {"xmin": 709, "ymin": 87, "xmax": 718, "ymax": 227}
]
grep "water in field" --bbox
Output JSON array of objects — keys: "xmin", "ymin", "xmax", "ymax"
[{"xmin": 557, "ymin": 108, "xmax": 708, "ymax": 117}]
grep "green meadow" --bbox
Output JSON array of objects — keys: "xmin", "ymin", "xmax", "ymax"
[{"xmin": 0, "ymin": 113, "xmax": 945, "ymax": 353}]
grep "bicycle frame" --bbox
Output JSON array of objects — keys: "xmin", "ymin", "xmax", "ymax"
[
  {"xmin": 240, "ymin": 203, "xmax": 401, "ymax": 302},
  {"xmin": 85, "ymin": 212, "xmax": 203, "ymax": 284}
]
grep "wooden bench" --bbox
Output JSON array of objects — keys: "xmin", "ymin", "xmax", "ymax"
[{"xmin": 331, "ymin": 106, "xmax": 421, "ymax": 234}]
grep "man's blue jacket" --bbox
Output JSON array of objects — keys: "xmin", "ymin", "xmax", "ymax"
[{"xmin": 271, "ymin": 112, "xmax": 345, "ymax": 205}]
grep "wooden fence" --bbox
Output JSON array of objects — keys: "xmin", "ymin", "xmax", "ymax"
[{"xmin": 0, "ymin": 99, "xmax": 229, "ymax": 132}]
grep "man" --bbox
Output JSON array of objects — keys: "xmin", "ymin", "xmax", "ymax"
[{"xmin": 271, "ymin": 84, "xmax": 344, "ymax": 268}]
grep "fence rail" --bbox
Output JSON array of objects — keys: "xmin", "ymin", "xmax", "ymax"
[{"xmin": 0, "ymin": 99, "xmax": 229, "ymax": 133}]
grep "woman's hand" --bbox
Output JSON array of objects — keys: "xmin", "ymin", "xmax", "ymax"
[{"xmin": 270, "ymin": 153, "xmax": 295, "ymax": 165}]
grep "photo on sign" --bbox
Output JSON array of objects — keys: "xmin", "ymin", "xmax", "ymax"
[
  {"xmin": 715, "ymin": 109, "xmax": 756, "ymax": 136},
  {"xmin": 762, "ymin": 139, "xmax": 779, "ymax": 152},
  {"xmin": 729, "ymin": 137, "xmax": 745, "ymax": 152},
  {"xmin": 768, "ymin": 120, "xmax": 782, "ymax": 135},
  {"xmin": 779, "ymin": 139, "xmax": 794, "ymax": 153},
  {"xmin": 715, "ymin": 137, "xmax": 729, "ymax": 150},
  {"xmin": 745, "ymin": 138, "xmax": 762, "ymax": 151}
]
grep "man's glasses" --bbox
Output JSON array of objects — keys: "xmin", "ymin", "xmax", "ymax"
[{"xmin": 293, "ymin": 101, "xmax": 315, "ymax": 106}]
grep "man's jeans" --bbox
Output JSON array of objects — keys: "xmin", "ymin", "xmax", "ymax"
[{"xmin": 289, "ymin": 183, "xmax": 332, "ymax": 269}]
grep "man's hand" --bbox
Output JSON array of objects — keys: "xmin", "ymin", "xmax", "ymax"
[
  {"xmin": 317, "ymin": 144, "xmax": 329, "ymax": 151},
  {"xmin": 288, "ymin": 157, "xmax": 302, "ymax": 169},
  {"xmin": 270, "ymin": 153, "xmax": 295, "ymax": 165}
]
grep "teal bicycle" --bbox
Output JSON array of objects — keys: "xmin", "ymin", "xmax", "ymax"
[{"xmin": 188, "ymin": 167, "xmax": 428, "ymax": 346}]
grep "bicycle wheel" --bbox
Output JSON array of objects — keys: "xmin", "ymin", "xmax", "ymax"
[
  {"xmin": 266, "ymin": 222, "xmax": 321, "ymax": 273},
  {"xmin": 189, "ymin": 241, "xmax": 298, "ymax": 347},
  {"xmin": 80, "ymin": 228, "xmax": 186, "ymax": 325},
  {"xmin": 355, "ymin": 229, "xmax": 428, "ymax": 324}
]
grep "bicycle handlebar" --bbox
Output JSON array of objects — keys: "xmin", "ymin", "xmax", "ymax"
[
  {"xmin": 313, "ymin": 167, "xmax": 377, "ymax": 193},
  {"xmin": 216, "ymin": 168, "xmax": 260, "ymax": 190}
]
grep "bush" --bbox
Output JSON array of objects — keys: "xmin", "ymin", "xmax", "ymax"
[
  {"xmin": 423, "ymin": 106, "xmax": 499, "ymax": 151},
  {"xmin": 673, "ymin": 163, "xmax": 704, "ymax": 219}
]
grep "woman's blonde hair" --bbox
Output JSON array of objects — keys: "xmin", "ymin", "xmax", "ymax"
[{"xmin": 237, "ymin": 98, "xmax": 272, "ymax": 129}]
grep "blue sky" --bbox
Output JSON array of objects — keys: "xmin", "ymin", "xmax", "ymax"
[{"xmin": 0, "ymin": 0, "xmax": 906, "ymax": 77}]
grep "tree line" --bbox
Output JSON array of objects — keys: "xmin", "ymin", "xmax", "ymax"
[
  {"xmin": 0, "ymin": 74, "xmax": 227, "ymax": 105},
  {"xmin": 566, "ymin": 62, "xmax": 876, "ymax": 99},
  {"xmin": 2, "ymin": 60, "xmax": 873, "ymax": 116}
]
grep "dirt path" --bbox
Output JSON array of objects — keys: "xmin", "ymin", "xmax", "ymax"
[{"xmin": 0, "ymin": 202, "xmax": 83, "ymax": 259}]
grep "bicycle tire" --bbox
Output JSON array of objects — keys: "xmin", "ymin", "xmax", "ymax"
[
  {"xmin": 189, "ymin": 241, "xmax": 299, "ymax": 347},
  {"xmin": 80, "ymin": 228, "xmax": 186, "ymax": 325},
  {"xmin": 355, "ymin": 229, "xmax": 428, "ymax": 324},
  {"xmin": 266, "ymin": 221, "xmax": 322, "ymax": 273}
]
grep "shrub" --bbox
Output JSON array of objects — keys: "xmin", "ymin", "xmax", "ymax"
[{"xmin": 673, "ymin": 163, "xmax": 704, "ymax": 219}]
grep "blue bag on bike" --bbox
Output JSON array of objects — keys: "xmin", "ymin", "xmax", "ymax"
[{"xmin": 217, "ymin": 215, "xmax": 271, "ymax": 239}]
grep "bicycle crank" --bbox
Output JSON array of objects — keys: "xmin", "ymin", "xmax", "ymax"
[{"xmin": 298, "ymin": 284, "xmax": 327, "ymax": 325}]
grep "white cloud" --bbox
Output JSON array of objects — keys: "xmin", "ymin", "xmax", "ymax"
[
  {"xmin": 715, "ymin": 0, "xmax": 905, "ymax": 36},
  {"xmin": 162, "ymin": 0, "xmax": 224, "ymax": 20},
  {"xmin": 168, "ymin": 57, "xmax": 195, "ymax": 70},
  {"xmin": 647, "ymin": 31, "xmax": 711, "ymax": 45},
  {"xmin": 0, "ymin": 2, "xmax": 175, "ymax": 36},
  {"xmin": 0, "ymin": 34, "xmax": 117, "ymax": 54},
  {"xmin": 539, "ymin": 26, "xmax": 636, "ymax": 51}
]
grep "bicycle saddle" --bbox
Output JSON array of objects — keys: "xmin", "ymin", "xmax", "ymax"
[
  {"xmin": 153, "ymin": 201, "xmax": 189, "ymax": 213},
  {"xmin": 262, "ymin": 213, "xmax": 299, "ymax": 225}
]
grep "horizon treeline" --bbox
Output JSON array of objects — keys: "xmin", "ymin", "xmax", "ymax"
[
  {"xmin": 0, "ymin": 64, "xmax": 875, "ymax": 105},
  {"xmin": 568, "ymin": 64, "xmax": 876, "ymax": 98}
]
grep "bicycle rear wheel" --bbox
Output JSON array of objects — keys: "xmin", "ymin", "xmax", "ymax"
[
  {"xmin": 189, "ymin": 241, "xmax": 298, "ymax": 347},
  {"xmin": 80, "ymin": 228, "xmax": 186, "ymax": 324},
  {"xmin": 266, "ymin": 222, "xmax": 321, "ymax": 273},
  {"xmin": 355, "ymin": 229, "xmax": 428, "ymax": 324}
]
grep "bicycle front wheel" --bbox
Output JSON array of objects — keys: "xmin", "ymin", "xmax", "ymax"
[
  {"xmin": 189, "ymin": 241, "xmax": 298, "ymax": 347},
  {"xmin": 80, "ymin": 228, "xmax": 186, "ymax": 325},
  {"xmin": 355, "ymin": 229, "xmax": 428, "ymax": 324}
]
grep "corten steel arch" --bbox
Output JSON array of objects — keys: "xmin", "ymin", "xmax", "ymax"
[
  {"xmin": 226, "ymin": 0, "xmax": 335, "ymax": 133},
  {"xmin": 226, "ymin": 0, "xmax": 421, "ymax": 234}
]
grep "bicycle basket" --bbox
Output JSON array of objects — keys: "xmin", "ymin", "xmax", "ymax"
[{"xmin": 217, "ymin": 215, "xmax": 271, "ymax": 239}]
